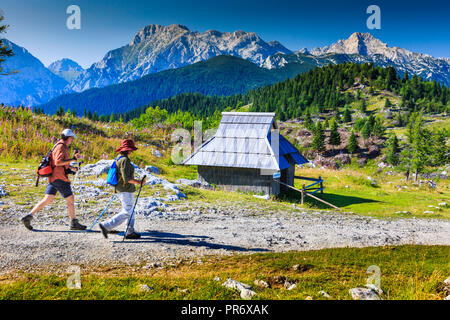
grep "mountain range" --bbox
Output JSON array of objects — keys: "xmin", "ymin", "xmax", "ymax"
[
  {"xmin": 0, "ymin": 24, "xmax": 449, "ymax": 109},
  {"xmin": 48, "ymin": 58, "xmax": 84, "ymax": 82}
]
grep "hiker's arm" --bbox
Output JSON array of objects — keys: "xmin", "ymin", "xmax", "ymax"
[
  {"xmin": 53, "ymin": 147, "xmax": 73, "ymax": 166},
  {"xmin": 129, "ymin": 178, "xmax": 146, "ymax": 185}
]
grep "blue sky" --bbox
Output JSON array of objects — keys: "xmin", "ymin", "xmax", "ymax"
[{"xmin": 1, "ymin": 0, "xmax": 449, "ymax": 68}]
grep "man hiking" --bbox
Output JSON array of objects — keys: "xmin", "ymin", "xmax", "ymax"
[
  {"xmin": 21, "ymin": 129, "xmax": 87, "ymax": 231},
  {"xmin": 99, "ymin": 139, "xmax": 146, "ymax": 239}
]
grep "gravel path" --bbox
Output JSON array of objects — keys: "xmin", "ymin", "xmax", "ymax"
[{"xmin": 1, "ymin": 198, "xmax": 449, "ymax": 273}]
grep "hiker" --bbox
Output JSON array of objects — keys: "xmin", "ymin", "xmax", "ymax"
[
  {"xmin": 99, "ymin": 139, "xmax": 146, "ymax": 239},
  {"xmin": 21, "ymin": 129, "xmax": 87, "ymax": 231}
]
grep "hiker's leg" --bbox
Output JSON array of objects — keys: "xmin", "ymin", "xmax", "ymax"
[
  {"xmin": 65, "ymin": 195, "xmax": 76, "ymax": 219},
  {"xmin": 101, "ymin": 192, "xmax": 134, "ymax": 232},
  {"xmin": 30, "ymin": 194, "xmax": 55, "ymax": 215}
]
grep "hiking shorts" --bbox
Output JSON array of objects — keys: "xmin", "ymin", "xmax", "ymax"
[{"xmin": 45, "ymin": 180, "xmax": 73, "ymax": 198}]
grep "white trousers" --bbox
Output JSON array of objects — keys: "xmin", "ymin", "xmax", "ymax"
[{"xmin": 102, "ymin": 192, "xmax": 135, "ymax": 234}]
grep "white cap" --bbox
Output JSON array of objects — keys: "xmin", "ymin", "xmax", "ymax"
[{"xmin": 62, "ymin": 128, "xmax": 77, "ymax": 138}]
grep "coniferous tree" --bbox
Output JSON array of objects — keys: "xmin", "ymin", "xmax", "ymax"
[
  {"xmin": 304, "ymin": 111, "xmax": 313, "ymax": 131},
  {"xmin": 343, "ymin": 107, "xmax": 352, "ymax": 123},
  {"xmin": 361, "ymin": 121, "xmax": 371, "ymax": 140},
  {"xmin": 372, "ymin": 117, "xmax": 386, "ymax": 138},
  {"xmin": 329, "ymin": 119, "xmax": 341, "ymax": 147},
  {"xmin": 347, "ymin": 131, "xmax": 358, "ymax": 154},
  {"xmin": 385, "ymin": 133, "xmax": 400, "ymax": 165},
  {"xmin": 312, "ymin": 121, "xmax": 326, "ymax": 153}
]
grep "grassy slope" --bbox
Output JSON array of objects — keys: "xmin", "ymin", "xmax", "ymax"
[{"xmin": 1, "ymin": 245, "xmax": 448, "ymax": 300}]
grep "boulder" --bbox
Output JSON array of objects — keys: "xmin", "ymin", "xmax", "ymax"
[
  {"xmin": 349, "ymin": 287, "xmax": 381, "ymax": 300},
  {"xmin": 152, "ymin": 149, "xmax": 163, "ymax": 158},
  {"xmin": 137, "ymin": 284, "xmax": 153, "ymax": 292},
  {"xmin": 254, "ymin": 279, "xmax": 270, "ymax": 288},
  {"xmin": 145, "ymin": 165, "xmax": 160, "ymax": 175},
  {"xmin": 240, "ymin": 288, "xmax": 257, "ymax": 300},
  {"xmin": 222, "ymin": 278, "xmax": 252, "ymax": 292}
]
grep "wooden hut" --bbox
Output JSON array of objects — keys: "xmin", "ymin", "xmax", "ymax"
[{"xmin": 183, "ymin": 112, "xmax": 308, "ymax": 196}]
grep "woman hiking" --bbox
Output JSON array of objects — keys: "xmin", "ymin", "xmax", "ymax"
[
  {"xmin": 21, "ymin": 129, "xmax": 87, "ymax": 231},
  {"xmin": 99, "ymin": 139, "xmax": 146, "ymax": 239}
]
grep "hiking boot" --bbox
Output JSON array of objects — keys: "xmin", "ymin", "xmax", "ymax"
[
  {"xmin": 99, "ymin": 222, "xmax": 108, "ymax": 239},
  {"xmin": 70, "ymin": 218, "xmax": 87, "ymax": 230},
  {"xmin": 125, "ymin": 231, "xmax": 141, "ymax": 240},
  {"xmin": 21, "ymin": 214, "xmax": 33, "ymax": 231}
]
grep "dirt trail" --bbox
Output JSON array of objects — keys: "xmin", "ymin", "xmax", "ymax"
[{"xmin": 1, "ymin": 200, "xmax": 449, "ymax": 273}]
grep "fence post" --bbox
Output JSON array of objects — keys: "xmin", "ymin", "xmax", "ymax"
[
  {"xmin": 301, "ymin": 184, "xmax": 305, "ymax": 205},
  {"xmin": 319, "ymin": 176, "xmax": 323, "ymax": 195}
]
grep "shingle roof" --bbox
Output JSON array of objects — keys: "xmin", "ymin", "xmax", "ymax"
[{"xmin": 183, "ymin": 112, "xmax": 307, "ymax": 171}]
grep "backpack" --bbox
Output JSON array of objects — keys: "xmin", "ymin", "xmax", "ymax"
[
  {"xmin": 35, "ymin": 142, "xmax": 64, "ymax": 187},
  {"xmin": 106, "ymin": 156, "xmax": 125, "ymax": 186}
]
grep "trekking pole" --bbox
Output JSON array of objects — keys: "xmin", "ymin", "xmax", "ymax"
[
  {"xmin": 123, "ymin": 176, "xmax": 146, "ymax": 241},
  {"xmin": 86, "ymin": 194, "xmax": 117, "ymax": 232}
]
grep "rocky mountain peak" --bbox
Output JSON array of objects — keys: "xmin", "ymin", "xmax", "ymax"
[
  {"xmin": 310, "ymin": 32, "xmax": 389, "ymax": 56},
  {"xmin": 130, "ymin": 24, "xmax": 190, "ymax": 45}
]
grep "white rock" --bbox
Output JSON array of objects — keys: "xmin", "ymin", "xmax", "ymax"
[
  {"xmin": 240, "ymin": 288, "xmax": 256, "ymax": 300},
  {"xmin": 445, "ymin": 295, "xmax": 450, "ymax": 300},
  {"xmin": 176, "ymin": 178, "xmax": 213, "ymax": 190},
  {"xmin": 254, "ymin": 279, "xmax": 269, "ymax": 288},
  {"xmin": 222, "ymin": 278, "xmax": 252, "ymax": 292},
  {"xmin": 137, "ymin": 284, "xmax": 153, "ymax": 292},
  {"xmin": 253, "ymin": 194, "xmax": 270, "ymax": 200},
  {"xmin": 213, "ymin": 276, "xmax": 221, "ymax": 282},
  {"xmin": 423, "ymin": 211, "xmax": 435, "ymax": 214},
  {"xmin": 349, "ymin": 287, "xmax": 381, "ymax": 300},
  {"xmin": 152, "ymin": 149, "xmax": 163, "ymax": 158},
  {"xmin": 318, "ymin": 290, "xmax": 330, "ymax": 298},
  {"xmin": 438, "ymin": 202, "xmax": 448, "ymax": 207},
  {"xmin": 365, "ymin": 283, "xmax": 383, "ymax": 295},
  {"xmin": 145, "ymin": 165, "xmax": 160, "ymax": 175},
  {"xmin": 286, "ymin": 283, "xmax": 297, "ymax": 291}
]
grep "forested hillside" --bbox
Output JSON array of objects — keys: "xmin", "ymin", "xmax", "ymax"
[{"xmin": 121, "ymin": 62, "xmax": 449, "ymax": 122}]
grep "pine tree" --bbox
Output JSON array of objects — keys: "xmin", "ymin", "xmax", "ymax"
[
  {"xmin": 347, "ymin": 131, "xmax": 358, "ymax": 154},
  {"xmin": 312, "ymin": 121, "xmax": 326, "ymax": 153},
  {"xmin": 385, "ymin": 133, "xmax": 400, "ymax": 165},
  {"xmin": 372, "ymin": 117, "xmax": 386, "ymax": 138},
  {"xmin": 383, "ymin": 98, "xmax": 391, "ymax": 109},
  {"xmin": 410, "ymin": 115, "xmax": 431, "ymax": 181},
  {"xmin": 304, "ymin": 111, "xmax": 313, "ymax": 131},
  {"xmin": 359, "ymin": 99, "xmax": 367, "ymax": 114},
  {"xmin": 361, "ymin": 121, "xmax": 371, "ymax": 140},
  {"xmin": 343, "ymin": 107, "xmax": 352, "ymax": 123},
  {"xmin": 329, "ymin": 119, "xmax": 341, "ymax": 147}
]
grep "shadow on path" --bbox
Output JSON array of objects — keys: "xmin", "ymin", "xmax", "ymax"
[{"xmin": 111, "ymin": 230, "xmax": 269, "ymax": 252}]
